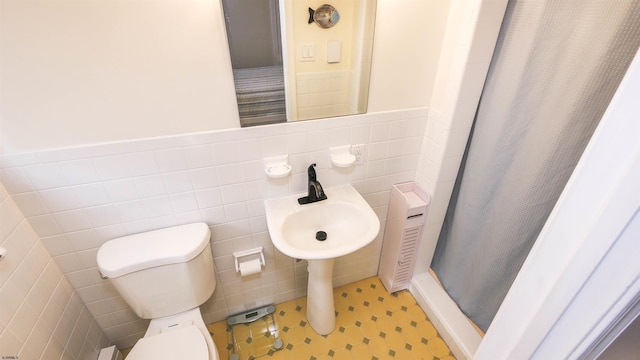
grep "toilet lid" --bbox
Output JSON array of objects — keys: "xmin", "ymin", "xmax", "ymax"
[{"xmin": 126, "ymin": 325, "xmax": 209, "ymax": 360}]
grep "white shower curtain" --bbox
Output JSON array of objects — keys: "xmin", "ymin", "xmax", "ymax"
[{"xmin": 432, "ymin": 0, "xmax": 640, "ymax": 332}]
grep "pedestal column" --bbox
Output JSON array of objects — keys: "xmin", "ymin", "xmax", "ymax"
[{"xmin": 305, "ymin": 258, "xmax": 336, "ymax": 335}]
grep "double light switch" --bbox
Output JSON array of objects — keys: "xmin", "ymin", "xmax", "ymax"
[
  {"xmin": 299, "ymin": 41, "xmax": 342, "ymax": 63},
  {"xmin": 300, "ymin": 43, "xmax": 316, "ymax": 62}
]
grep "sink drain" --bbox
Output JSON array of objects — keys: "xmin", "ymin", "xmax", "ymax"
[{"xmin": 315, "ymin": 231, "xmax": 327, "ymax": 241}]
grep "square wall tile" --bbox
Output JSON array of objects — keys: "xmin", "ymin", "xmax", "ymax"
[
  {"xmin": 183, "ymin": 145, "xmax": 216, "ymax": 169},
  {"xmin": 53, "ymin": 210, "xmax": 92, "ymax": 233},
  {"xmin": 27, "ymin": 214, "xmax": 62, "ymax": 237},
  {"xmin": 154, "ymin": 148, "xmax": 188, "ymax": 173},
  {"xmin": 189, "ymin": 167, "xmax": 219, "ymax": 190},
  {"xmin": 169, "ymin": 192, "xmax": 199, "ymax": 213},
  {"xmin": 124, "ymin": 152, "xmax": 159, "ymax": 177},
  {"xmin": 58, "ymin": 159, "xmax": 99, "ymax": 185},
  {"xmin": 134, "ymin": 175, "xmax": 167, "ymax": 198},
  {"xmin": 103, "ymin": 179, "xmax": 139, "ymax": 203},
  {"xmin": 9, "ymin": 192, "xmax": 46, "ymax": 217},
  {"xmin": 0, "ymin": 167, "xmax": 35, "ymax": 193},
  {"xmin": 93, "ymin": 155, "xmax": 131, "ymax": 181},
  {"xmin": 74, "ymin": 183, "xmax": 111, "ymax": 208},
  {"xmin": 24, "ymin": 163, "xmax": 73, "ymax": 190},
  {"xmin": 84, "ymin": 205, "xmax": 121, "ymax": 228}
]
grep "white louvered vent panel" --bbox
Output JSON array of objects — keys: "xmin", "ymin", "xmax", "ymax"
[
  {"xmin": 394, "ymin": 263, "xmax": 413, "ymax": 285},
  {"xmin": 398, "ymin": 227, "xmax": 421, "ymax": 263},
  {"xmin": 379, "ymin": 183, "xmax": 431, "ymax": 294}
]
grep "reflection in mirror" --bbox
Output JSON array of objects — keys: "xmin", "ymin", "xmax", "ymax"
[
  {"xmin": 223, "ymin": 0, "xmax": 377, "ymax": 127},
  {"xmin": 222, "ymin": 0, "xmax": 286, "ymax": 127},
  {"xmin": 286, "ymin": 0, "xmax": 376, "ymax": 122}
]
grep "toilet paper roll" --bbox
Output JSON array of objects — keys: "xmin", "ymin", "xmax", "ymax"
[{"xmin": 239, "ymin": 258, "xmax": 262, "ymax": 276}]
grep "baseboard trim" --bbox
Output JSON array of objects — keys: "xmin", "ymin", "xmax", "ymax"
[{"xmin": 409, "ymin": 271, "xmax": 482, "ymax": 360}]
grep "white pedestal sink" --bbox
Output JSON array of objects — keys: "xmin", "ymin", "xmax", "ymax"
[{"xmin": 264, "ymin": 184, "xmax": 380, "ymax": 335}]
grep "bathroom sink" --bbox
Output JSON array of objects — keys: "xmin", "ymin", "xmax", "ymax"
[
  {"xmin": 264, "ymin": 184, "xmax": 380, "ymax": 260},
  {"xmin": 265, "ymin": 183, "xmax": 380, "ymax": 334}
]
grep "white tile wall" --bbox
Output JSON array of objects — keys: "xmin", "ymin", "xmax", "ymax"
[
  {"xmin": 414, "ymin": 0, "xmax": 506, "ymax": 272},
  {"xmin": 0, "ymin": 182, "xmax": 109, "ymax": 359},
  {"xmin": 296, "ymin": 71, "xmax": 352, "ymax": 120},
  {"xmin": 0, "ymin": 108, "xmax": 428, "ymax": 349}
]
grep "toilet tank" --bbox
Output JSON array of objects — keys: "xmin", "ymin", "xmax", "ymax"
[{"xmin": 97, "ymin": 223, "xmax": 216, "ymax": 319}]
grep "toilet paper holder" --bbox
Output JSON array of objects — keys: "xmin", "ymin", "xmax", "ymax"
[{"xmin": 233, "ymin": 247, "xmax": 265, "ymax": 273}]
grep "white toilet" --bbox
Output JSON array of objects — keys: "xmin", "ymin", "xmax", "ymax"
[{"xmin": 97, "ymin": 223, "xmax": 220, "ymax": 360}]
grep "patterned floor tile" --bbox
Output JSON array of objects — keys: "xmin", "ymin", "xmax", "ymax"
[{"xmin": 214, "ymin": 276, "xmax": 455, "ymax": 360}]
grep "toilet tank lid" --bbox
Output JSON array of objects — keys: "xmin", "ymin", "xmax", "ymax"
[{"xmin": 97, "ymin": 223, "xmax": 211, "ymax": 278}]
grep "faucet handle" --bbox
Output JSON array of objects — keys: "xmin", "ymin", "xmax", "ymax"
[
  {"xmin": 298, "ymin": 163, "xmax": 327, "ymax": 204},
  {"xmin": 307, "ymin": 163, "xmax": 317, "ymax": 181}
]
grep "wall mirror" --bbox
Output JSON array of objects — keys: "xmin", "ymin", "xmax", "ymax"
[{"xmin": 222, "ymin": 0, "xmax": 377, "ymax": 127}]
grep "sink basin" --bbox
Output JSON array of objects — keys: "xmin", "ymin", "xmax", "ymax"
[
  {"xmin": 264, "ymin": 183, "xmax": 380, "ymax": 335},
  {"xmin": 265, "ymin": 184, "xmax": 380, "ymax": 260}
]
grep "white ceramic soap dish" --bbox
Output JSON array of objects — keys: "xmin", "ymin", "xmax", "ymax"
[
  {"xmin": 330, "ymin": 145, "xmax": 356, "ymax": 167},
  {"xmin": 264, "ymin": 155, "xmax": 292, "ymax": 178}
]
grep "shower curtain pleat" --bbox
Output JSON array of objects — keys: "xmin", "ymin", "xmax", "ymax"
[{"xmin": 431, "ymin": 0, "xmax": 640, "ymax": 332}]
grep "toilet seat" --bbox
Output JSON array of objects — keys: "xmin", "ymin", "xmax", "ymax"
[{"xmin": 126, "ymin": 325, "xmax": 209, "ymax": 360}]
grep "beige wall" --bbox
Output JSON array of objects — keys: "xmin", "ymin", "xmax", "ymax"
[
  {"xmin": 368, "ymin": 0, "xmax": 450, "ymax": 113},
  {"xmin": 0, "ymin": 0, "xmax": 450, "ymax": 154},
  {"xmin": 291, "ymin": 0, "xmax": 356, "ymax": 73},
  {"xmin": 0, "ymin": 0, "xmax": 239, "ymax": 154}
]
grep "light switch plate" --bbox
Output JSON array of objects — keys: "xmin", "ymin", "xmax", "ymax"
[{"xmin": 300, "ymin": 43, "xmax": 316, "ymax": 62}]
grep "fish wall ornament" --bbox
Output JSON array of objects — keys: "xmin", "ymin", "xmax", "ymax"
[{"xmin": 308, "ymin": 4, "xmax": 340, "ymax": 29}]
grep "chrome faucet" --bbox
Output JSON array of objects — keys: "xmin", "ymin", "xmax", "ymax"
[{"xmin": 298, "ymin": 163, "xmax": 327, "ymax": 204}]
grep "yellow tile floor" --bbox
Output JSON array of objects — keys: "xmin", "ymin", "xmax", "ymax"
[{"xmin": 206, "ymin": 276, "xmax": 455, "ymax": 360}]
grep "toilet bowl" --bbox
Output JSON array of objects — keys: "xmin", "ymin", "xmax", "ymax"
[
  {"xmin": 125, "ymin": 308, "xmax": 217, "ymax": 360},
  {"xmin": 97, "ymin": 223, "xmax": 220, "ymax": 360}
]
